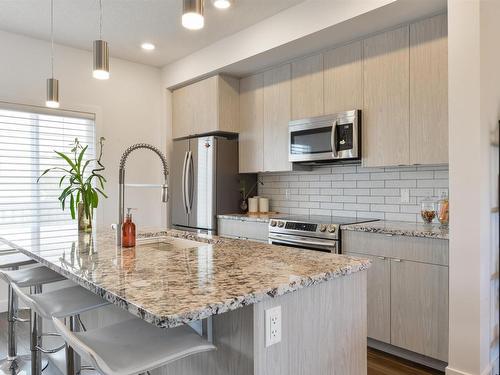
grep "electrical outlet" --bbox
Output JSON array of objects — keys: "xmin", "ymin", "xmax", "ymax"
[
  {"xmin": 265, "ymin": 306, "xmax": 281, "ymax": 347},
  {"xmin": 400, "ymin": 188, "xmax": 410, "ymax": 204}
]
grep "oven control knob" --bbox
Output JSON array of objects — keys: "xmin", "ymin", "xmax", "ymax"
[
  {"xmin": 327, "ymin": 225, "xmax": 337, "ymax": 233},
  {"xmin": 277, "ymin": 221, "xmax": 285, "ymax": 228},
  {"xmin": 270, "ymin": 220, "xmax": 277, "ymax": 227},
  {"xmin": 319, "ymin": 224, "xmax": 327, "ymax": 232}
]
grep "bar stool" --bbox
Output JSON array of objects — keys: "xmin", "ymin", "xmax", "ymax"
[
  {"xmin": 52, "ymin": 314, "xmax": 217, "ymax": 375},
  {"xmin": 0, "ymin": 265, "xmax": 66, "ymax": 375},
  {"xmin": 10, "ymin": 283, "xmax": 110, "ymax": 375},
  {"xmin": 0, "ymin": 252, "xmax": 37, "ymax": 375}
]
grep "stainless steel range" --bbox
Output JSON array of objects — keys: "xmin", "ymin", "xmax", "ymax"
[{"xmin": 268, "ymin": 215, "xmax": 378, "ymax": 253}]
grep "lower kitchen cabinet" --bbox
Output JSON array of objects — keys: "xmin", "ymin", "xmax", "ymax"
[
  {"xmin": 343, "ymin": 230, "xmax": 449, "ymax": 362},
  {"xmin": 390, "ymin": 259, "xmax": 449, "ymax": 362},
  {"xmin": 217, "ymin": 218, "xmax": 268, "ymax": 243},
  {"xmin": 344, "ymin": 252, "xmax": 391, "ymax": 343}
]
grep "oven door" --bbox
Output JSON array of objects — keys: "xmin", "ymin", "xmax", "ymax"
[{"xmin": 269, "ymin": 233, "xmax": 338, "ymax": 253}]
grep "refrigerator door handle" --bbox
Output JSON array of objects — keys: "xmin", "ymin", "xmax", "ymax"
[
  {"xmin": 181, "ymin": 151, "xmax": 189, "ymax": 214},
  {"xmin": 187, "ymin": 151, "xmax": 194, "ymax": 213}
]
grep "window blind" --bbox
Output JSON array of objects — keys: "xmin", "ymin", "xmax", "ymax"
[{"xmin": 0, "ymin": 103, "xmax": 95, "ymax": 232}]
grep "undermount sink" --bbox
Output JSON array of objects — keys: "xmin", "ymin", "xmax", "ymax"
[{"xmin": 135, "ymin": 236, "xmax": 206, "ymax": 251}]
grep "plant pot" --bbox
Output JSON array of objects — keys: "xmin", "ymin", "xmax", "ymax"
[{"xmin": 77, "ymin": 202, "xmax": 92, "ymax": 232}]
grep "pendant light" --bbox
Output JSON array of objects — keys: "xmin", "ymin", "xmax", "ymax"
[
  {"xmin": 46, "ymin": 0, "xmax": 59, "ymax": 108},
  {"xmin": 93, "ymin": 0, "xmax": 109, "ymax": 80},
  {"xmin": 182, "ymin": 0, "xmax": 204, "ymax": 30}
]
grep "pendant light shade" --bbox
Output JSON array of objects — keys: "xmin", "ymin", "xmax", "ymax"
[
  {"xmin": 93, "ymin": 0, "xmax": 110, "ymax": 80},
  {"xmin": 46, "ymin": 78, "xmax": 59, "ymax": 108},
  {"xmin": 182, "ymin": 0, "xmax": 204, "ymax": 30},
  {"xmin": 46, "ymin": 0, "xmax": 59, "ymax": 108},
  {"xmin": 93, "ymin": 39, "xmax": 110, "ymax": 80}
]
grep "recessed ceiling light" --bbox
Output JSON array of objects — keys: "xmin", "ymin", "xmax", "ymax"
[
  {"xmin": 213, "ymin": 0, "xmax": 231, "ymax": 9},
  {"xmin": 141, "ymin": 43, "xmax": 155, "ymax": 51}
]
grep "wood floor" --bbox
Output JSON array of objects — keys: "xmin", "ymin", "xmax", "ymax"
[
  {"xmin": 368, "ymin": 347, "xmax": 444, "ymax": 375},
  {"xmin": 1, "ymin": 312, "xmax": 444, "ymax": 375}
]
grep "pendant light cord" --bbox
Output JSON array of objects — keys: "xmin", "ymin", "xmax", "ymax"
[
  {"xmin": 50, "ymin": 0, "xmax": 54, "ymax": 78},
  {"xmin": 99, "ymin": 0, "xmax": 103, "ymax": 40}
]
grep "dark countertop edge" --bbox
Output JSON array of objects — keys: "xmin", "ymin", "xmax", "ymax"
[{"xmin": 0, "ymin": 231, "xmax": 371, "ymax": 329}]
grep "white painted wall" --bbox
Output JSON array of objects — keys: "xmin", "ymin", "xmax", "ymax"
[
  {"xmin": 0, "ymin": 29, "xmax": 167, "ymax": 229},
  {"xmin": 447, "ymin": 0, "xmax": 500, "ymax": 374},
  {"xmin": 0, "ymin": 29, "xmax": 168, "ymax": 310}
]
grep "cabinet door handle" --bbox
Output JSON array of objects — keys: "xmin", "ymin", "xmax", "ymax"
[
  {"xmin": 392, "ymin": 258, "xmax": 402, "ymax": 262},
  {"xmin": 376, "ymin": 256, "xmax": 386, "ymax": 260}
]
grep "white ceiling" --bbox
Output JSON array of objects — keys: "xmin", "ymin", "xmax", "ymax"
[{"xmin": 0, "ymin": 0, "xmax": 304, "ymax": 68}]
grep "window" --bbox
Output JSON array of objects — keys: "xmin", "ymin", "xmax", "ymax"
[{"xmin": 0, "ymin": 103, "xmax": 95, "ymax": 238}]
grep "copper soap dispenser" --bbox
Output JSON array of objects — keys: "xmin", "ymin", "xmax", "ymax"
[{"xmin": 121, "ymin": 208, "xmax": 136, "ymax": 247}]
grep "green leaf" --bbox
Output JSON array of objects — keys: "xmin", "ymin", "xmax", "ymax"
[
  {"xmin": 58, "ymin": 186, "xmax": 72, "ymax": 201},
  {"xmin": 76, "ymin": 145, "xmax": 88, "ymax": 173},
  {"xmin": 58, "ymin": 175, "xmax": 66, "ymax": 187},
  {"xmin": 37, "ymin": 168, "xmax": 52, "ymax": 183},
  {"xmin": 54, "ymin": 150, "xmax": 76, "ymax": 171},
  {"xmin": 95, "ymin": 187, "xmax": 108, "ymax": 198},
  {"xmin": 70, "ymin": 194, "xmax": 75, "ymax": 219},
  {"xmin": 92, "ymin": 190, "xmax": 99, "ymax": 208},
  {"xmin": 81, "ymin": 159, "xmax": 92, "ymax": 175}
]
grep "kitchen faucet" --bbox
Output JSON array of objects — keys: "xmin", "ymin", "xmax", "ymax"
[{"xmin": 117, "ymin": 143, "xmax": 169, "ymax": 245}]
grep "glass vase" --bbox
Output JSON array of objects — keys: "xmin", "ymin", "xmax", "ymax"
[{"xmin": 77, "ymin": 202, "xmax": 92, "ymax": 232}]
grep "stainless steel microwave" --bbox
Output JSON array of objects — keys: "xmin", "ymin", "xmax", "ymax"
[{"xmin": 288, "ymin": 110, "xmax": 361, "ymax": 164}]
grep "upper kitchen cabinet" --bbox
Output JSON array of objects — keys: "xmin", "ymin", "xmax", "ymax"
[
  {"xmin": 291, "ymin": 53, "xmax": 324, "ymax": 120},
  {"xmin": 172, "ymin": 75, "xmax": 239, "ymax": 139},
  {"xmin": 324, "ymin": 41, "xmax": 363, "ymax": 114},
  {"xmin": 363, "ymin": 26, "xmax": 410, "ymax": 167},
  {"xmin": 410, "ymin": 14, "xmax": 448, "ymax": 165},
  {"xmin": 263, "ymin": 64, "xmax": 292, "ymax": 172},
  {"xmin": 239, "ymin": 73, "xmax": 264, "ymax": 173}
]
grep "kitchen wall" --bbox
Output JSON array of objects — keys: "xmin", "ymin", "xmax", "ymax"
[
  {"xmin": 0, "ymin": 29, "xmax": 167, "ymax": 230},
  {"xmin": 0, "ymin": 30, "xmax": 167, "ymax": 311},
  {"xmin": 259, "ymin": 164, "xmax": 448, "ymax": 222}
]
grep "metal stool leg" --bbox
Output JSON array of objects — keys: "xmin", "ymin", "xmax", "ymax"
[
  {"xmin": 7, "ymin": 281, "xmax": 18, "ymax": 360},
  {"xmin": 29, "ymin": 284, "xmax": 43, "ymax": 375},
  {"xmin": 0, "ymin": 266, "xmax": 31, "ymax": 375},
  {"xmin": 65, "ymin": 316, "xmax": 81, "ymax": 375}
]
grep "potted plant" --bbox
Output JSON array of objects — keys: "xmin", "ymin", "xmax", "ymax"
[{"xmin": 38, "ymin": 137, "xmax": 107, "ymax": 232}]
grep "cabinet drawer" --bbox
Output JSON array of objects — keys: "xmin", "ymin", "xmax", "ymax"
[
  {"xmin": 218, "ymin": 219, "xmax": 269, "ymax": 243},
  {"xmin": 342, "ymin": 230, "xmax": 448, "ymax": 266}
]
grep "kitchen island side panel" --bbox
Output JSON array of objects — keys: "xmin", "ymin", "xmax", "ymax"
[{"xmin": 254, "ymin": 271, "xmax": 367, "ymax": 375}]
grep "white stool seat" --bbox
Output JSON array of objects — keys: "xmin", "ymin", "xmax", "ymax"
[
  {"xmin": 0, "ymin": 252, "xmax": 36, "ymax": 269},
  {"xmin": 53, "ymin": 317, "xmax": 217, "ymax": 375},
  {"xmin": 0, "ymin": 266, "xmax": 66, "ymax": 287},
  {"xmin": 11, "ymin": 284, "xmax": 110, "ymax": 319}
]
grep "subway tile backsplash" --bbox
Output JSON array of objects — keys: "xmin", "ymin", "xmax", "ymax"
[{"xmin": 258, "ymin": 165, "xmax": 449, "ymax": 223}]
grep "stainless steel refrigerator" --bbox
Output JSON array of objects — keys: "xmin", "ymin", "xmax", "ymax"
[{"xmin": 171, "ymin": 135, "xmax": 244, "ymax": 233}]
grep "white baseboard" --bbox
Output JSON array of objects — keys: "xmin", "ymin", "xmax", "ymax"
[
  {"xmin": 446, "ymin": 367, "xmax": 473, "ymax": 375},
  {"xmin": 446, "ymin": 356, "xmax": 500, "ymax": 375}
]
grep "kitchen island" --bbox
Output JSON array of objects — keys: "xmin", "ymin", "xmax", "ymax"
[{"xmin": 1, "ymin": 225, "xmax": 370, "ymax": 375}]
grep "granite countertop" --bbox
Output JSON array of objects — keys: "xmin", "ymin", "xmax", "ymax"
[
  {"xmin": 341, "ymin": 220, "xmax": 449, "ymax": 240},
  {"xmin": 0, "ymin": 225, "xmax": 370, "ymax": 328},
  {"xmin": 217, "ymin": 212, "xmax": 286, "ymax": 223}
]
